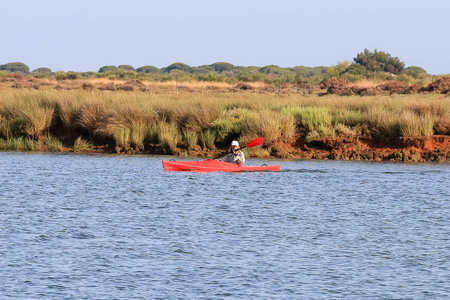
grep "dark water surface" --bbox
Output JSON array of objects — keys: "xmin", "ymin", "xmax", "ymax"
[{"xmin": 0, "ymin": 152, "xmax": 449, "ymax": 299}]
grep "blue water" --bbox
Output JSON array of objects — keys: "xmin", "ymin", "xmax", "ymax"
[{"xmin": 0, "ymin": 152, "xmax": 449, "ymax": 299}]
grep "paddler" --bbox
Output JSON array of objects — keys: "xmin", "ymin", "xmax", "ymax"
[{"xmin": 221, "ymin": 140, "xmax": 245, "ymax": 165}]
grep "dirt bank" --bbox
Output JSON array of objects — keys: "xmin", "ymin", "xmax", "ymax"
[
  {"xmin": 53, "ymin": 135, "xmax": 450, "ymax": 163},
  {"xmin": 262, "ymin": 135, "xmax": 450, "ymax": 163}
]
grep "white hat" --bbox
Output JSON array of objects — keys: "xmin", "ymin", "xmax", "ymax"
[{"xmin": 231, "ymin": 140, "xmax": 239, "ymax": 147}]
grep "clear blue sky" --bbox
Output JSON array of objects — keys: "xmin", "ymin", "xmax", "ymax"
[{"xmin": 1, "ymin": 0, "xmax": 449, "ymax": 74}]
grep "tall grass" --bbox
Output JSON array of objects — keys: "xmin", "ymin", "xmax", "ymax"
[
  {"xmin": 0, "ymin": 89, "xmax": 448, "ymax": 153},
  {"xmin": 73, "ymin": 136, "xmax": 92, "ymax": 152},
  {"xmin": 398, "ymin": 111, "xmax": 434, "ymax": 136},
  {"xmin": 45, "ymin": 134, "xmax": 63, "ymax": 152},
  {"xmin": 200, "ymin": 129, "xmax": 216, "ymax": 148},
  {"xmin": 157, "ymin": 122, "xmax": 181, "ymax": 150},
  {"xmin": 183, "ymin": 130, "xmax": 198, "ymax": 148},
  {"xmin": 283, "ymin": 106, "xmax": 332, "ymax": 131}
]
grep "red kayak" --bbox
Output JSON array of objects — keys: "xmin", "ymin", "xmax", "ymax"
[{"xmin": 162, "ymin": 159, "xmax": 280, "ymax": 172}]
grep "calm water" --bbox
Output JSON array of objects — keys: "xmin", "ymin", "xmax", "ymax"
[{"xmin": 0, "ymin": 152, "xmax": 449, "ymax": 299}]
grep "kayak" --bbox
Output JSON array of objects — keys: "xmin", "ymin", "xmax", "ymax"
[{"xmin": 162, "ymin": 159, "xmax": 280, "ymax": 172}]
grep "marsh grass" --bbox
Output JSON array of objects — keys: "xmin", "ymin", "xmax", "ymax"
[
  {"xmin": 183, "ymin": 130, "xmax": 198, "ymax": 148},
  {"xmin": 200, "ymin": 129, "xmax": 216, "ymax": 148},
  {"xmin": 158, "ymin": 122, "xmax": 181, "ymax": 150},
  {"xmin": 73, "ymin": 136, "xmax": 92, "ymax": 152},
  {"xmin": 398, "ymin": 111, "xmax": 434, "ymax": 136},
  {"xmin": 306, "ymin": 125, "xmax": 336, "ymax": 142},
  {"xmin": 0, "ymin": 118, "xmax": 13, "ymax": 139},
  {"xmin": 7, "ymin": 137, "xmax": 24, "ymax": 150},
  {"xmin": 0, "ymin": 89, "xmax": 448, "ymax": 152},
  {"xmin": 283, "ymin": 106, "xmax": 332, "ymax": 131},
  {"xmin": 45, "ymin": 134, "xmax": 63, "ymax": 152}
]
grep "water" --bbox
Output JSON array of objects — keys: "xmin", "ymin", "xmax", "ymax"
[{"xmin": 0, "ymin": 152, "xmax": 449, "ymax": 299}]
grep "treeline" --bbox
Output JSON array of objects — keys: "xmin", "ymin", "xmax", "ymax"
[{"xmin": 0, "ymin": 49, "xmax": 437, "ymax": 85}]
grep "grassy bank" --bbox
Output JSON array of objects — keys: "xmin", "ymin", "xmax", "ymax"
[{"xmin": 0, "ymin": 87, "xmax": 449, "ymax": 156}]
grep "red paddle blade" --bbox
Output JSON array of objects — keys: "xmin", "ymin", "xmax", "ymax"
[{"xmin": 246, "ymin": 137, "xmax": 264, "ymax": 148}]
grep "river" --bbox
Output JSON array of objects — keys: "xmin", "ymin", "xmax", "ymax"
[{"xmin": 0, "ymin": 152, "xmax": 449, "ymax": 299}]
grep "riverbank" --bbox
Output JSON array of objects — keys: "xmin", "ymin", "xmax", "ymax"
[{"xmin": 0, "ymin": 80, "xmax": 449, "ymax": 162}]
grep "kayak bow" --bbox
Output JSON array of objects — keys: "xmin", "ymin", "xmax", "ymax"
[{"xmin": 162, "ymin": 159, "xmax": 280, "ymax": 172}]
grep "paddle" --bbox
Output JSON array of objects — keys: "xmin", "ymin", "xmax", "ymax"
[{"xmin": 213, "ymin": 137, "xmax": 264, "ymax": 160}]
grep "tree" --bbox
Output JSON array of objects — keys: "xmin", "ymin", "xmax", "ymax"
[
  {"xmin": 32, "ymin": 67, "xmax": 52, "ymax": 75},
  {"xmin": 136, "ymin": 65, "xmax": 160, "ymax": 73},
  {"xmin": 291, "ymin": 66, "xmax": 327, "ymax": 77},
  {"xmin": 98, "ymin": 65, "xmax": 118, "ymax": 73},
  {"xmin": 118, "ymin": 65, "xmax": 136, "ymax": 71},
  {"xmin": 210, "ymin": 62, "xmax": 235, "ymax": 73},
  {"xmin": 163, "ymin": 62, "xmax": 193, "ymax": 73},
  {"xmin": 354, "ymin": 49, "xmax": 405, "ymax": 75},
  {"xmin": 403, "ymin": 66, "xmax": 427, "ymax": 75},
  {"xmin": 0, "ymin": 62, "xmax": 30, "ymax": 74}
]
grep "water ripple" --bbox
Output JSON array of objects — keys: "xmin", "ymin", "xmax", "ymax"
[{"xmin": 0, "ymin": 153, "xmax": 449, "ymax": 299}]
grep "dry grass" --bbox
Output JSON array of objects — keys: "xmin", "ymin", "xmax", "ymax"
[{"xmin": 0, "ymin": 88, "xmax": 448, "ymax": 152}]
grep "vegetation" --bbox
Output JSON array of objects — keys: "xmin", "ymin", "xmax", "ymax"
[
  {"xmin": 0, "ymin": 48, "xmax": 448, "ymax": 159},
  {"xmin": 2, "ymin": 48, "xmax": 442, "ymax": 86},
  {"xmin": 0, "ymin": 62, "xmax": 30, "ymax": 74},
  {"xmin": 353, "ymin": 49, "xmax": 405, "ymax": 75},
  {"xmin": 0, "ymin": 87, "xmax": 448, "ymax": 156}
]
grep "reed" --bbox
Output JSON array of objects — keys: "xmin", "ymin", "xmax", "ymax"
[
  {"xmin": 0, "ymin": 138, "xmax": 6, "ymax": 150},
  {"xmin": 45, "ymin": 134, "xmax": 63, "ymax": 152},
  {"xmin": 398, "ymin": 111, "xmax": 434, "ymax": 137},
  {"xmin": 157, "ymin": 122, "xmax": 181, "ymax": 150},
  {"xmin": 366, "ymin": 106, "xmax": 401, "ymax": 138},
  {"xmin": 73, "ymin": 136, "xmax": 92, "ymax": 152},
  {"xmin": 0, "ymin": 88, "xmax": 448, "ymax": 154},
  {"xmin": 130, "ymin": 122, "xmax": 148, "ymax": 148},
  {"xmin": 200, "ymin": 129, "xmax": 216, "ymax": 148},
  {"xmin": 283, "ymin": 106, "xmax": 332, "ymax": 131},
  {"xmin": 0, "ymin": 117, "xmax": 13, "ymax": 139},
  {"xmin": 7, "ymin": 137, "xmax": 25, "ymax": 151},
  {"xmin": 113, "ymin": 127, "xmax": 130, "ymax": 147},
  {"xmin": 183, "ymin": 130, "xmax": 198, "ymax": 148},
  {"xmin": 24, "ymin": 137, "xmax": 35, "ymax": 151}
]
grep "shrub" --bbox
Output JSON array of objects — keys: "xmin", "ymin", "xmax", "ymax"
[
  {"xmin": 377, "ymin": 81, "xmax": 410, "ymax": 94},
  {"xmin": 234, "ymin": 82, "xmax": 254, "ymax": 90},
  {"xmin": 321, "ymin": 78, "xmax": 351, "ymax": 95},
  {"xmin": 305, "ymin": 125, "xmax": 336, "ymax": 142},
  {"xmin": 334, "ymin": 123, "xmax": 357, "ymax": 138}
]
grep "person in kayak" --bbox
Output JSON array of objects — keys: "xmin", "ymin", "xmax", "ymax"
[{"xmin": 221, "ymin": 140, "xmax": 245, "ymax": 164}]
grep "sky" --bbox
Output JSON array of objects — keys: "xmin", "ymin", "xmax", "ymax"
[{"xmin": 1, "ymin": 0, "xmax": 449, "ymax": 74}]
